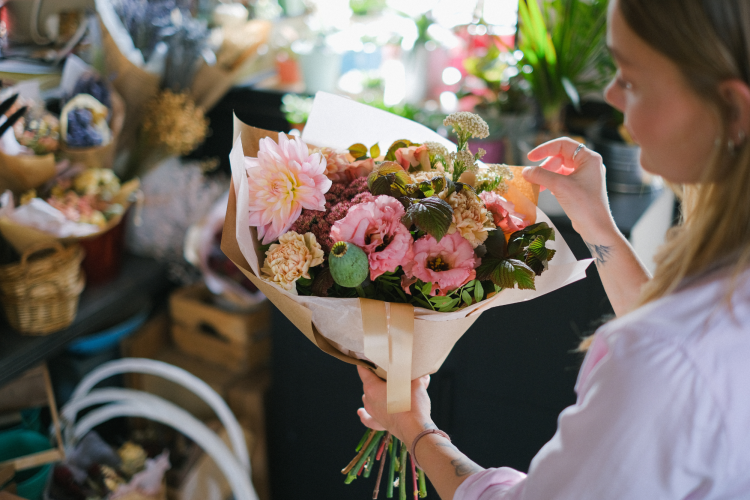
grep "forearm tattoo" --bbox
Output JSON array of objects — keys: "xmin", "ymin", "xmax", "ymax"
[
  {"xmin": 437, "ymin": 442, "xmax": 482, "ymax": 477},
  {"xmin": 584, "ymin": 241, "xmax": 613, "ymax": 266}
]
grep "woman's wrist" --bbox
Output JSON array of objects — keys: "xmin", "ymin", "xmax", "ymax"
[
  {"xmin": 573, "ymin": 214, "xmax": 622, "ymax": 246},
  {"xmin": 398, "ymin": 418, "xmax": 437, "ymax": 448}
]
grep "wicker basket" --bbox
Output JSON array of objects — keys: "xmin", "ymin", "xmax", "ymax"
[{"xmin": 0, "ymin": 242, "xmax": 86, "ymax": 335}]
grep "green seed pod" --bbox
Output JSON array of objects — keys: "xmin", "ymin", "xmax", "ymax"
[{"xmin": 328, "ymin": 241, "xmax": 369, "ymax": 288}]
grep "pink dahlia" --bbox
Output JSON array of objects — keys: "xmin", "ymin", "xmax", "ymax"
[
  {"xmin": 479, "ymin": 191, "xmax": 526, "ymax": 234},
  {"xmin": 403, "ymin": 232, "xmax": 479, "ymax": 296},
  {"xmin": 330, "ymin": 196, "xmax": 412, "ymax": 280},
  {"xmin": 246, "ymin": 133, "xmax": 332, "ymax": 245}
]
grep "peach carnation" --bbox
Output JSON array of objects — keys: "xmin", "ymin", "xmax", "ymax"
[
  {"xmin": 261, "ymin": 231, "xmax": 324, "ymax": 292},
  {"xmin": 395, "ymin": 145, "xmax": 430, "ymax": 171},
  {"xmin": 479, "ymin": 191, "xmax": 526, "ymax": 233},
  {"xmin": 440, "ymin": 189, "xmax": 494, "ymax": 248},
  {"xmin": 316, "ymin": 146, "xmax": 376, "ymax": 184},
  {"xmin": 246, "ymin": 133, "xmax": 331, "ymax": 245},
  {"xmin": 403, "ymin": 232, "xmax": 479, "ymax": 296},
  {"xmin": 330, "ymin": 196, "xmax": 412, "ymax": 280}
]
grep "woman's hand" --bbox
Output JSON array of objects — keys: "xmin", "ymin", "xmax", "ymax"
[
  {"xmin": 357, "ymin": 365, "xmax": 435, "ymax": 446},
  {"xmin": 523, "ymin": 137, "xmax": 618, "ymax": 243},
  {"xmin": 525, "ymin": 137, "xmax": 651, "ymax": 315}
]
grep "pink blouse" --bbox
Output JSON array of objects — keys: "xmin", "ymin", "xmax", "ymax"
[{"xmin": 454, "ymin": 270, "xmax": 750, "ymax": 499}]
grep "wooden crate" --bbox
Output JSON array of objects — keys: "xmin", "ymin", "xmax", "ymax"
[{"xmin": 169, "ymin": 284, "xmax": 271, "ymax": 372}]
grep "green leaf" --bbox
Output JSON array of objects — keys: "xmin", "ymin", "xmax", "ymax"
[
  {"xmin": 348, "ymin": 143, "xmax": 368, "ymax": 158},
  {"xmin": 370, "ymin": 143, "xmax": 381, "ymax": 159},
  {"xmin": 474, "ymin": 281, "xmax": 484, "ymax": 303},
  {"xmin": 384, "ymin": 140, "xmax": 413, "ymax": 161},
  {"xmin": 476, "ymin": 258, "xmax": 536, "ymax": 290},
  {"xmin": 461, "ymin": 289, "xmax": 472, "ymax": 306},
  {"xmin": 561, "ymin": 76, "xmax": 580, "ymax": 112},
  {"xmin": 484, "ymin": 229, "xmax": 507, "ymax": 259},
  {"xmin": 367, "ymin": 162, "xmax": 411, "ymax": 191},
  {"xmin": 401, "ymin": 197, "xmax": 453, "ymax": 242},
  {"xmin": 421, "ymin": 282, "xmax": 432, "ymax": 296},
  {"xmin": 438, "ymin": 298, "xmax": 460, "ymax": 312}
]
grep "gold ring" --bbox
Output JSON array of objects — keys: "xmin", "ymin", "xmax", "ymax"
[{"xmin": 572, "ymin": 143, "xmax": 585, "ymax": 159}]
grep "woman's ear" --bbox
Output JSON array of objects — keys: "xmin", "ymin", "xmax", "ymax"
[{"xmin": 718, "ymin": 79, "xmax": 750, "ymax": 144}]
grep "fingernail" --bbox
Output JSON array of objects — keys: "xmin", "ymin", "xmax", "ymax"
[{"xmin": 522, "ymin": 166, "xmax": 533, "ymax": 176}]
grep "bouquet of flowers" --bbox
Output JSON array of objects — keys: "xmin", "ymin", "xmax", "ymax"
[
  {"xmin": 0, "ymin": 166, "xmax": 139, "ymax": 253},
  {"xmin": 222, "ymin": 93, "xmax": 591, "ymax": 497}
]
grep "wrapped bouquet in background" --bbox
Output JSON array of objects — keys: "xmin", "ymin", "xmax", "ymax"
[
  {"xmin": 0, "ymin": 164, "xmax": 139, "ymax": 253},
  {"xmin": 0, "ymin": 86, "xmax": 58, "ymax": 195},
  {"xmin": 222, "ymin": 93, "xmax": 593, "ymax": 497},
  {"xmin": 95, "ymin": 0, "xmax": 272, "ymax": 176}
]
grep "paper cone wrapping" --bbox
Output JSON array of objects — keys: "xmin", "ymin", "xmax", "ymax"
[
  {"xmin": 189, "ymin": 20, "xmax": 272, "ymax": 112},
  {"xmin": 59, "ymin": 90, "xmax": 126, "ymax": 170},
  {"xmin": 0, "ymin": 179, "xmax": 140, "ymax": 253},
  {"xmin": 0, "ymin": 150, "xmax": 56, "ymax": 196},
  {"xmin": 222, "ymin": 95, "xmax": 593, "ymax": 412},
  {"xmin": 100, "ymin": 19, "xmax": 160, "ymax": 153}
]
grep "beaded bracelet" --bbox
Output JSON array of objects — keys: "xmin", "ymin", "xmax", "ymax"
[{"xmin": 409, "ymin": 429, "xmax": 451, "ymax": 470}]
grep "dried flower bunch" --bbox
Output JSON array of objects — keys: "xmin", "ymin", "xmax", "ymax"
[
  {"xmin": 245, "ymin": 111, "xmax": 556, "ymax": 312},
  {"xmin": 142, "ymin": 89, "xmax": 208, "ymax": 156}
]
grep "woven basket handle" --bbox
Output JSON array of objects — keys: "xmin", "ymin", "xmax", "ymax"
[{"xmin": 19, "ymin": 240, "xmax": 65, "ymax": 268}]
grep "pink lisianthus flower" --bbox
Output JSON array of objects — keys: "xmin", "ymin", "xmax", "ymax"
[
  {"xmin": 246, "ymin": 133, "xmax": 332, "ymax": 245},
  {"xmin": 330, "ymin": 196, "xmax": 412, "ymax": 280},
  {"xmin": 480, "ymin": 191, "xmax": 526, "ymax": 234},
  {"xmin": 403, "ymin": 232, "xmax": 479, "ymax": 296},
  {"xmin": 395, "ymin": 145, "xmax": 430, "ymax": 171}
]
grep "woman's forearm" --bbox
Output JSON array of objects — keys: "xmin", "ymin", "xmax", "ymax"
[
  {"xmin": 400, "ymin": 421, "xmax": 484, "ymax": 500},
  {"xmin": 578, "ymin": 221, "xmax": 651, "ymax": 316}
]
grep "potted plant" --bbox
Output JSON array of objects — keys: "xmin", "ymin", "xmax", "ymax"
[
  {"xmin": 281, "ymin": 93, "xmax": 314, "ymax": 131},
  {"xmin": 461, "ymin": 41, "xmax": 536, "ymax": 163},
  {"xmin": 517, "ymin": 0, "xmax": 613, "ymax": 136}
]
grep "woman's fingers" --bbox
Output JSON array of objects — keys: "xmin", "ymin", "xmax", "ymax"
[
  {"xmin": 522, "ymin": 166, "xmax": 565, "ymax": 192},
  {"xmin": 528, "ymin": 137, "xmax": 583, "ymax": 161},
  {"xmin": 357, "ymin": 407, "xmax": 387, "ymax": 431}
]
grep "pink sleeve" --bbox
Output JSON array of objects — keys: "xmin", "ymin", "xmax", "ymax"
[
  {"xmin": 452, "ymin": 330, "xmax": 723, "ymax": 500},
  {"xmin": 454, "ymin": 468, "xmax": 527, "ymax": 500}
]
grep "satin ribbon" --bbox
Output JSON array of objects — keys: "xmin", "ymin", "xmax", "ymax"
[{"xmin": 360, "ymin": 298, "xmax": 415, "ymax": 414}]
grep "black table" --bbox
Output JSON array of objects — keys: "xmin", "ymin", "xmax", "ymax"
[{"xmin": 0, "ymin": 254, "xmax": 170, "ymax": 388}]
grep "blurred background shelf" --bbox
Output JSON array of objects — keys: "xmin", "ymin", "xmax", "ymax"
[{"xmin": 0, "ymin": 254, "xmax": 170, "ymax": 388}]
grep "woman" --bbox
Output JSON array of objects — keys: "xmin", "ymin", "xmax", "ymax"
[{"xmin": 357, "ymin": 0, "xmax": 750, "ymax": 498}]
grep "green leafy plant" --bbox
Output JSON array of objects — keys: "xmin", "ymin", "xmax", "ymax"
[
  {"xmin": 517, "ymin": 0, "xmax": 612, "ymax": 134},
  {"xmin": 281, "ymin": 93, "xmax": 314, "ymax": 125},
  {"xmin": 476, "ymin": 222, "xmax": 557, "ymax": 290}
]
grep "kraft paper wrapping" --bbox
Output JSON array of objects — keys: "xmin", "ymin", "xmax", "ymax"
[
  {"xmin": 100, "ymin": 19, "xmax": 160, "ymax": 153},
  {"xmin": 0, "ymin": 179, "xmax": 140, "ymax": 253},
  {"xmin": 189, "ymin": 20, "xmax": 272, "ymax": 112},
  {"xmin": 222, "ymin": 102, "xmax": 593, "ymax": 412},
  {"xmin": 59, "ymin": 89, "xmax": 126, "ymax": 170},
  {"xmin": 0, "ymin": 150, "xmax": 56, "ymax": 196}
]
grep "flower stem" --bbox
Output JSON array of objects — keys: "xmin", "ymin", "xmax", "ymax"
[
  {"xmin": 346, "ymin": 431, "xmax": 385, "ymax": 484},
  {"xmin": 356, "ymin": 429, "xmax": 372, "ymax": 452},
  {"xmin": 399, "ymin": 440, "xmax": 407, "ymax": 500},
  {"xmin": 373, "ymin": 434, "xmax": 391, "ymax": 499},
  {"xmin": 418, "ymin": 469, "xmax": 427, "ymax": 498},
  {"xmin": 387, "ymin": 438, "xmax": 398, "ymax": 498},
  {"xmin": 356, "ymin": 285, "xmax": 366, "ymax": 298},
  {"xmin": 410, "ymin": 451, "xmax": 418, "ymax": 500}
]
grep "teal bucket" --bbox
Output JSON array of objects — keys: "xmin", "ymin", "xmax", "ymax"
[{"xmin": 0, "ymin": 429, "xmax": 53, "ymax": 500}]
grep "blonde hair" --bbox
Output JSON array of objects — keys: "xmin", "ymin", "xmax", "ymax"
[
  {"xmin": 620, "ymin": 0, "xmax": 750, "ymax": 305},
  {"xmin": 577, "ymin": 0, "xmax": 750, "ymax": 352}
]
